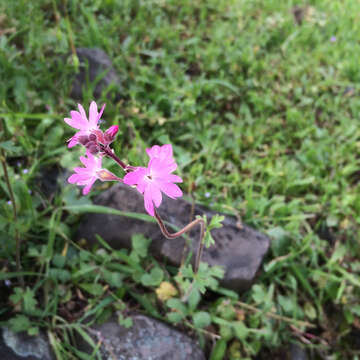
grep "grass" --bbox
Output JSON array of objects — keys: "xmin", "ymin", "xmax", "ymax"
[{"xmin": 1, "ymin": 0, "xmax": 360, "ymax": 358}]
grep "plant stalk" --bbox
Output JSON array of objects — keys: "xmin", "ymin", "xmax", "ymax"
[
  {"xmin": 101, "ymin": 146, "xmax": 128, "ymax": 171},
  {"xmin": 154, "ymin": 209, "xmax": 205, "ymax": 273}
]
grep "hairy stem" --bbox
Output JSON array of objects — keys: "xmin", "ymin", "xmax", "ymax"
[
  {"xmin": 154, "ymin": 209, "xmax": 205, "ymax": 273},
  {"xmin": 0, "ymin": 121, "xmax": 24, "ymax": 287},
  {"xmin": 101, "ymin": 146, "xmax": 128, "ymax": 171}
]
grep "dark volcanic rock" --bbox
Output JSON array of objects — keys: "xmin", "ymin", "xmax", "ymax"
[
  {"xmin": 71, "ymin": 48, "xmax": 121, "ymax": 100},
  {"xmin": 77, "ymin": 314, "xmax": 205, "ymax": 360},
  {"xmin": 0, "ymin": 327, "xmax": 54, "ymax": 360},
  {"xmin": 77, "ymin": 183, "xmax": 270, "ymax": 293}
]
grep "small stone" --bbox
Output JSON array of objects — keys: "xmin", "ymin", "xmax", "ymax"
[
  {"xmin": 0, "ymin": 327, "xmax": 54, "ymax": 360},
  {"xmin": 77, "ymin": 314, "xmax": 205, "ymax": 360},
  {"xmin": 77, "ymin": 183, "xmax": 270, "ymax": 293},
  {"xmin": 71, "ymin": 48, "xmax": 122, "ymax": 100}
]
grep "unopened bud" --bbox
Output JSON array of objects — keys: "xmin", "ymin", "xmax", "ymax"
[
  {"xmin": 86, "ymin": 141, "xmax": 100, "ymax": 155},
  {"xmin": 97, "ymin": 169, "xmax": 122, "ymax": 182},
  {"xmin": 91, "ymin": 130, "xmax": 105, "ymax": 145},
  {"xmin": 78, "ymin": 135, "xmax": 89, "ymax": 145},
  {"xmin": 89, "ymin": 133, "xmax": 97, "ymax": 141},
  {"xmin": 104, "ymin": 125, "xmax": 119, "ymax": 143}
]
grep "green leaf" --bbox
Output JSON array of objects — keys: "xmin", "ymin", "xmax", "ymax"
[
  {"xmin": 208, "ymin": 214, "xmax": 225, "ymax": 230},
  {"xmin": 49, "ymin": 268, "xmax": 71, "ymax": 282},
  {"xmin": 118, "ymin": 314, "xmax": 133, "ymax": 328},
  {"xmin": 23, "ymin": 288, "xmax": 38, "ymax": 314},
  {"xmin": 102, "ymin": 270, "xmax": 123, "ymax": 287},
  {"xmin": 79, "ymin": 283, "xmax": 103, "ymax": 296},
  {"xmin": 233, "ymin": 321, "xmax": 248, "ymax": 339},
  {"xmin": 210, "ymin": 339, "xmax": 227, "ymax": 360},
  {"xmin": 52, "ymin": 254, "xmax": 66, "ymax": 268},
  {"xmin": 267, "ymin": 227, "xmax": 290, "ymax": 256},
  {"xmin": 304, "ymin": 301, "xmax": 317, "ymax": 320},
  {"xmin": 8, "ymin": 314, "xmax": 31, "ymax": 333},
  {"xmin": 187, "ymin": 288, "xmax": 201, "ymax": 311},
  {"xmin": 204, "ymin": 230, "xmax": 215, "ymax": 248},
  {"xmin": 278, "ymin": 294, "xmax": 295, "ymax": 315},
  {"xmin": 27, "ymin": 327, "xmax": 39, "ymax": 336},
  {"xmin": 131, "ymin": 234, "xmax": 151, "ymax": 258},
  {"xmin": 141, "ymin": 267, "xmax": 164, "ymax": 287},
  {"xmin": 350, "ymin": 304, "xmax": 360, "ymax": 317},
  {"xmin": 167, "ymin": 298, "xmax": 187, "ymax": 315},
  {"xmin": 193, "ymin": 311, "xmax": 211, "ymax": 328},
  {"xmin": 0, "ymin": 140, "xmax": 21, "ymax": 153},
  {"xmin": 9, "ymin": 287, "xmax": 24, "ymax": 305},
  {"xmin": 167, "ymin": 311, "xmax": 184, "ymax": 323},
  {"xmin": 62, "ymin": 204, "xmax": 156, "ymax": 223}
]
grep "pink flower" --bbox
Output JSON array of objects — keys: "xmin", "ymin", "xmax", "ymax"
[
  {"xmin": 124, "ymin": 145, "xmax": 183, "ymax": 216},
  {"xmin": 68, "ymin": 151, "xmax": 121, "ymax": 195},
  {"xmin": 146, "ymin": 144, "xmax": 174, "ymax": 164},
  {"xmin": 64, "ymin": 101, "xmax": 105, "ymax": 148}
]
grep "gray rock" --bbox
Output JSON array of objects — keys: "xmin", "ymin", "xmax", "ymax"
[
  {"xmin": 71, "ymin": 48, "xmax": 121, "ymax": 100},
  {"xmin": 0, "ymin": 327, "xmax": 54, "ymax": 360},
  {"xmin": 77, "ymin": 314, "xmax": 205, "ymax": 360},
  {"xmin": 77, "ymin": 183, "xmax": 270, "ymax": 293},
  {"xmin": 288, "ymin": 344, "xmax": 308, "ymax": 360}
]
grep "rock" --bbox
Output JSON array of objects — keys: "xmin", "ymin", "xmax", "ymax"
[
  {"xmin": 0, "ymin": 327, "xmax": 54, "ymax": 360},
  {"xmin": 288, "ymin": 344, "xmax": 308, "ymax": 360},
  {"xmin": 77, "ymin": 183, "xmax": 270, "ymax": 293},
  {"xmin": 77, "ymin": 314, "xmax": 205, "ymax": 360},
  {"xmin": 71, "ymin": 48, "xmax": 121, "ymax": 100},
  {"xmin": 38, "ymin": 165, "xmax": 69, "ymax": 200}
]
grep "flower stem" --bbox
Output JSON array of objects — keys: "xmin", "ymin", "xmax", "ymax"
[
  {"xmin": 154, "ymin": 209, "xmax": 205, "ymax": 273},
  {"xmin": 0, "ymin": 121, "xmax": 24, "ymax": 287},
  {"xmin": 101, "ymin": 146, "xmax": 128, "ymax": 171}
]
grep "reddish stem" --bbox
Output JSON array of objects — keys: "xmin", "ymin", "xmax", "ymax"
[
  {"xmin": 154, "ymin": 209, "xmax": 205, "ymax": 273},
  {"xmin": 101, "ymin": 146, "xmax": 128, "ymax": 171}
]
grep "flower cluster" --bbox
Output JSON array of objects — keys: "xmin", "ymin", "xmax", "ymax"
[{"xmin": 65, "ymin": 102, "xmax": 183, "ymax": 216}]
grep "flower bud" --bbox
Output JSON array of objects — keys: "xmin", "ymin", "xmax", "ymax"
[
  {"xmin": 91, "ymin": 129, "xmax": 105, "ymax": 145},
  {"xmin": 86, "ymin": 141, "xmax": 100, "ymax": 155},
  {"xmin": 89, "ymin": 133, "xmax": 97, "ymax": 142},
  {"xmin": 104, "ymin": 125, "xmax": 119, "ymax": 144},
  {"xmin": 97, "ymin": 169, "xmax": 122, "ymax": 182},
  {"xmin": 78, "ymin": 135, "xmax": 89, "ymax": 145}
]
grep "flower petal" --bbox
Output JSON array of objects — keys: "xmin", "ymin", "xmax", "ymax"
[
  {"xmin": 70, "ymin": 111, "xmax": 88, "ymax": 129},
  {"xmin": 123, "ymin": 168, "xmax": 147, "ymax": 186},
  {"xmin": 158, "ymin": 182, "xmax": 183, "ymax": 199},
  {"xmin": 67, "ymin": 136, "xmax": 78, "ymax": 148},
  {"xmin": 82, "ymin": 178, "xmax": 96, "ymax": 195},
  {"xmin": 144, "ymin": 188, "xmax": 155, "ymax": 216},
  {"xmin": 89, "ymin": 101, "xmax": 98, "ymax": 127},
  {"xmin": 148, "ymin": 183, "xmax": 162, "ymax": 207},
  {"xmin": 78, "ymin": 103, "xmax": 87, "ymax": 121},
  {"xmin": 97, "ymin": 103, "xmax": 106, "ymax": 122},
  {"xmin": 159, "ymin": 174, "xmax": 183, "ymax": 183},
  {"xmin": 68, "ymin": 174, "xmax": 80, "ymax": 184},
  {"xmin": 64, "ymin": 117, "xmax": 85, "ymax": 130},
  {"xmin": 161, "ymin": 144, "xmax": 173, "ymax": 158},
  {"xmin": 150, "ymin": 159, "xmax": 177, "ymax": 176}
]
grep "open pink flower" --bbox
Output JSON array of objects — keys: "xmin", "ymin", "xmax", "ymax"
[
  {"xmin": 146, "ymin": 144, "xmax": 174, "ymax": 164},
  {"xmin": 68, "ymin": 151, "xmax": 120, "ymax": 195},
  {"xmin": 124, "ymin": 145, "xmax": 182, "ymax": 216},
  {"xmin": 64, "ymin": 101, "xmax": 105, "ymax": 148}
]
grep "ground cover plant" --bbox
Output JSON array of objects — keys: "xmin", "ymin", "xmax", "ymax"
[{"xmin": 1, "ymin": 0, "xmax": 360, "ymax": 358}]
